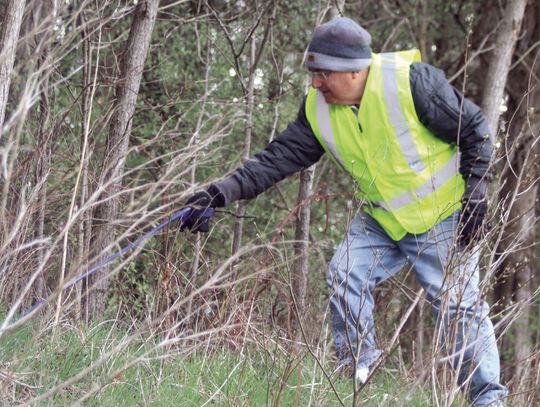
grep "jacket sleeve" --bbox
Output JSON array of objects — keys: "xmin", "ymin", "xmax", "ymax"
[
  {"xmin": 214, "ymin": 98, "xmax": 325, "ymax": 205},
  {"xmin": 410, "ymin": 62, "xmax": 493, "ymax": 200}
]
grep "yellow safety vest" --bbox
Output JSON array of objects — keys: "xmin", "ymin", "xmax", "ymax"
[{"xmin": 306, "ymin": 50, "xmax": 465, "ymax": 240}]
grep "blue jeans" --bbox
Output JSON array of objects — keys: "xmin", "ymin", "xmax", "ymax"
[{"xmin": 327, "ymin": 211, "xmax": 507, "ymax": 406}]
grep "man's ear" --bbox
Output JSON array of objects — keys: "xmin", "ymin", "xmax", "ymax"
[{"xmin": 352, "ymin": 68, "xmax": 369, "ymax": 81}]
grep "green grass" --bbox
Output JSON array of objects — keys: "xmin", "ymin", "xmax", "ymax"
[{"xmin": 0, "ymin": 319, "xmax": 454, "ymax": 406}]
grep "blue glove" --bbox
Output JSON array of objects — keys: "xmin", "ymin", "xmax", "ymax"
[{"xmin": 181, "ymin": 185, "xmax": 225, "ymax": 233}]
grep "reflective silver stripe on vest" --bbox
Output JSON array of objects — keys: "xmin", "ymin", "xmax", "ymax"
[
  {"xmin": 315, "ymin": 90, "xmax": 349, "ymax": 173},
  {"xmin": 378, "ymin": 153, "xmax": 460, "ymax": 211},
  {"xmin": 381, "ymin": 53, "xmax": 426, "ymax": 174}
]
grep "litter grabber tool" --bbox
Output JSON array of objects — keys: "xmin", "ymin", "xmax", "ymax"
[{"xmin": 7, "ymin": 207, "xmax": 214, "ymax": 325}]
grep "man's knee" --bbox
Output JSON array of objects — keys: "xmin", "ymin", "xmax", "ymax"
[{"xmin": 327, "ymin": 252, "xmax": 350, "ymax": 286}]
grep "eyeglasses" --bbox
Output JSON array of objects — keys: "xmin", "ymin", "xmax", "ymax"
[{"xmin": 309, "ymin": 70, "xmax": 333, "ymax": 80}]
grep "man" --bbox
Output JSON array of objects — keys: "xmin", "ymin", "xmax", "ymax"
[{"xmin": 181, "ymin": 17, "xmax": 507, "ymax": 406}]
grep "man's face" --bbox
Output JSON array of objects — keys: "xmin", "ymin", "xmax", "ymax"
[{"xmin": 311, "ymin": 70, "xmax": 361, "ymax": 105}]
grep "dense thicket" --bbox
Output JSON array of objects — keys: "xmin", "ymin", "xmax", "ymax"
[{"xmin": 0, "ymin": 0, "xmax": 538, "ymax": 404}]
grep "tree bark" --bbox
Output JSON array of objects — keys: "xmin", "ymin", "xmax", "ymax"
[
  {"xmin": 77, "ymin": 7, "xmax": 97, "ymax": 318},
  {"xmin": 188, "ymin": 24, "xmax": 212, "ymax": 284},
  {"xmin": 85, "ymin": 0, "xmax": 159, "ymax": 320},
  {"xmin": 480, "ymin": 0, "xmax": 528, "ymax": 137},
  {"xmin": 291, "ymin": 168, "xmax": 313, "ymax": 324},
  {"xmin": 231, "ymin": 35, "xmax": 256, "ymax": 256},
  {"xmin": 289, "ymin": 0, "xmax": 344, "ymax": 339},
  {"xmin": 417, "ymin": 0, "xmax": 429, "ymax": 63},
  {"xmin": 34, "ymin": 0, "xmax": 57, "ymax": 302},
  {"xmin": 0, "ymin": 0, "xmax": 27, "ymax": 138},
  {"xmin": 492, "ymin": 0, "xmax": 539, "ymax": 388},
  {"xmin": 327, "ymin": 0, "xmax": 344, "ymax": 20},
  {"xmin": 494, "ymin": 98, "xmax": 539, "ymax": 385}
]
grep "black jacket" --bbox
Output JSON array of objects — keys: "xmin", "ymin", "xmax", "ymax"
[{"xmin": 215, "ymin": 62, "xmax": 493, "ymax": 205}]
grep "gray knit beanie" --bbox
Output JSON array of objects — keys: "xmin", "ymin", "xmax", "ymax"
[{"xmin": 305, "ymin": 17, "xmax": 372, "ymax": 72}]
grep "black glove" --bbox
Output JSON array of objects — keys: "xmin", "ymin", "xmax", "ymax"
[
  {"xmin": 181, "ymin": 185, "xmax": 225, "ymax": 233},
  {"xmin": 458, "ymin": 198, "xmax": 489, "ymax": 247}
]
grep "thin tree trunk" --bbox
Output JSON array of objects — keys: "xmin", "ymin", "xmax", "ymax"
[
  {"xmin": 417, "ymin": 0, "xmax": 429, "ymax": 63},
  {"xmin": 291, "ymin": 167, "xmax": 313, "ymax": 325},
  {"xmin": 495, "ymin": 121, "xmax": 539, "ymax": 385},
  {"xmin": 181, "ymin": 21, "xmax": 212, "ymax": 321},
  {"xmin": 327, "ymin": 0, "xmax": 344, "ymax": 20},
  {"xmin": 85, "ymin": 0, "xmax": 159, "ymax": 320},
  {"xmin": 188, "ymin": 25, "xmax": 212, "ymax": 284},
  {"xmin": 0, "ymin": 0, "xmax": 27, "ymax": 274},
  {"xmin": 231, "ymin": 35, "xmax": 256, "ymax": 256},
  {"xmin": 480, "ymin": 0, "xmax": 528, "ymax": 136},
  {"xmin": 289, "ymin": 0, "xmax": 346, "ymax": 343},
  {"xmin": 289, "ymin": 3, "xmax": 344, "ymax": 337},
  {"xmin": 491, "ymin": 1, "xmax": 539, "ymax": 388},
  {"xmin": 34, "ymin": 0, "xmax": 57, "ymax": 302},
  {"xmin": 0, "ymin": 0, "xmax": 27, "ymax": 138},
  {"xmin": 494, "ymin": 89, "xmax": 539, "ymax": 386},
  {"xmin": 77, "ymin": 8, "xmax": 99, "ymax": 318}
]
